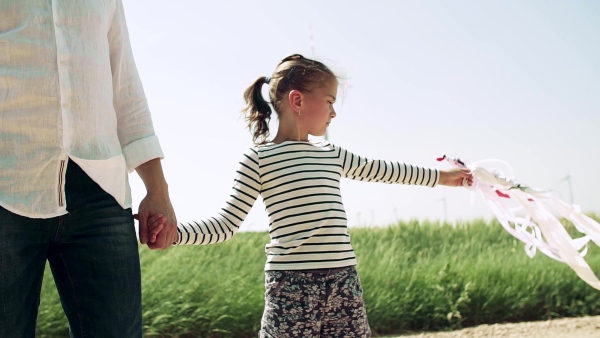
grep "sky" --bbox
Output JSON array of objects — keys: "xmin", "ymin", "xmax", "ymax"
[{"xmin": 123, "ymin": 0, "xmax": 600, "ymax": 231}]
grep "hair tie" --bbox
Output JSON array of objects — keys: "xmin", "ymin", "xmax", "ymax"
[
  {"xmin": 285, "ymin": 67, "xmax": 296, "ymax": 85},
  {"xmin": 265, "ymin": 77, "xmax": 271, "ymax": 84}
]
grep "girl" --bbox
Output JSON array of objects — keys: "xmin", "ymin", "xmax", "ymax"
[{"xmin": 149, "ymin": 54, "xmax": 472, "ymax": 337}]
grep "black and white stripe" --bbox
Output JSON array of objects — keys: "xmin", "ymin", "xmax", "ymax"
[{"xmin": 176, "ymin": 140, "xmax": 439, "ymax": 270}]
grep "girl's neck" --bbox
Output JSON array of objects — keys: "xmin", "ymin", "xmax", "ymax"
[{"xmin": 271, "ymin": 117, "xmax": 308, "ymax": 144}]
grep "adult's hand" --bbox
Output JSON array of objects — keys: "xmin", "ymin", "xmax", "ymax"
[
  {"xmin": 135, "ymin": 158, "xmax": 178, "ymax": 249},
  {"xmin": 137, "ymin": 192, "xmax": 177, "ymax": 249}
]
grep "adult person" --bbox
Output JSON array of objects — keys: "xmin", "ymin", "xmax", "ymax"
[{"xmin": 0, "ymin": 1, "xmax": 177, "ymax": 336}]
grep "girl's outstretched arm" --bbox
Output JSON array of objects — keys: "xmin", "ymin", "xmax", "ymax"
[
  {"xmin": 338, "ymin": 146, "xmax": 441, "ymax": 187},
  {"xmin": 172, "ymin": 148, "xmax": 261, "ymax": 245}
]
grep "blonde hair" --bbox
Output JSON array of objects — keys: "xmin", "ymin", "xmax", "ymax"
[{"xmin": 241, "ymin": 54, "xmax": 337, "ymax": 145}]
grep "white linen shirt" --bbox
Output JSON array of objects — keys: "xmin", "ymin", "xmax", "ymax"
[{"xmin": 0, "ymin": 0, "xmax": 164, "ymax": 218}]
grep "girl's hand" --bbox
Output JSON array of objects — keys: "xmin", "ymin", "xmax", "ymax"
[
  {"xmin": 134, "ymin": 213, "xmax": 166, "ymax": 243},
  {"xmin": 439, "ymin": 168, "xmax": 473, "ymax": 187}
]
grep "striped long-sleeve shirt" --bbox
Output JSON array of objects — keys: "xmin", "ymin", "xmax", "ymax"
[{"xmin": 175, "ymin": 140, "xmax": 439, "ymax": 271}]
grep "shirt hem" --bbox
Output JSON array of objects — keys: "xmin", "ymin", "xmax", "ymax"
[
  {"xmin": 264, "ymin": 260, "xmax": 358, "ymax": 271},
  {"xmin": 0, "ymin": 201, "xmax": 68, "ymax": 219}
]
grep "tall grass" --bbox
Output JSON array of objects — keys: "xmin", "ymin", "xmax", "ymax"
[{"xmin": 36, "ymin": 217, "xmax": 600, "ymax": 337}]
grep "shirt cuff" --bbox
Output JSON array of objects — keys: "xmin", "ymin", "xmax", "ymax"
[
  {"xmin": 430, "ymin": 169, "xmax": 440, "ymax": 187},
  {"xmin": 122, "ymin": 135, "xmax": 164, "ymax": 172}
]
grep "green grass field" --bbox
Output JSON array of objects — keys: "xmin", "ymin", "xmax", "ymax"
[{"xmin": 36, "ymin": 216, "xmax": 600, "ymax": 337}]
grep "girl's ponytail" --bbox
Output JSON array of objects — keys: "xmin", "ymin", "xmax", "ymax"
[{"xmin": 242, "ymin": 77, "xmax": 271, "ymax": 145}]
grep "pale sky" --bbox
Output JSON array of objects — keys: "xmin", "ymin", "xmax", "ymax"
[{"xmin": 123, "ymin": 0, "xmax": 600, "ymax": 231}]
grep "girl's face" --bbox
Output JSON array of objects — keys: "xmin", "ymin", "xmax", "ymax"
[{"xmin": 300, "ymin": 78, "xmax": 338, "ymax": 137}]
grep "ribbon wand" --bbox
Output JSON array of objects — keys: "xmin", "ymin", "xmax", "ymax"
[{"xmin": 438, "ymin": 154, "xmax": 600, "ymax": 290}]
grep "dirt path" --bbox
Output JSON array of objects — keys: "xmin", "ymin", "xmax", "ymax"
[{"xmin": 391, "ymin": 316, "xmax": 600, "ymax": 338}]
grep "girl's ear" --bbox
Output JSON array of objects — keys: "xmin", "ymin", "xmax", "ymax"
[{"xmin": 288, "ymin": 90, "xmax": 303, "ymax": 113}]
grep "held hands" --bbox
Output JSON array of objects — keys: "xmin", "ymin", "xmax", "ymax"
[
  {"xmin": 134, "ymin": 192, "xmax": 178, "ymax": 250},
  {"xmin": 134, "ymin": 159, "xmax": 178, "ymax": 250},
  {"xmin": 133, "ymin": 213, "xmax": 163, "ymax": 244},
  {"xmin": 143, "ymin": 213, "xmax": 178, "ymax": 244},
  {"xmin": 438, "ymin": 168, "xmax": 473, "ymax": 187}
]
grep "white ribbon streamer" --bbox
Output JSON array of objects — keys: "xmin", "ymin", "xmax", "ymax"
[{"xmin": 439, "ymin": 155, "xmax": 600, "ymax": 290}]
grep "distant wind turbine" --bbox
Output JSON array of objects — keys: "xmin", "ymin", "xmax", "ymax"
[
  {"xmin": 559, "ymin": 174, "xmax": 574, "ymax": 204},
  {"xmin": 438, "ymin": 197, "xmax": 447, "ymax": 221}
]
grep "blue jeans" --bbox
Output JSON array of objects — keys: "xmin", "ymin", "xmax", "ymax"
[{"xmin": 0, "ymin": 160, "xmax": 142, "ymax": 337}]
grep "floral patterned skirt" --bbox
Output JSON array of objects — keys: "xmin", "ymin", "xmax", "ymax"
[{"xmin": 259, "ymin": 266, "xmax": 371, "ymax": 338}]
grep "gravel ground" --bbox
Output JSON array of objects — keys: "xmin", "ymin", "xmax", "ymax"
[{"xmin": 390, "ymin": 316, "xmax": 600, "ymax": 338}]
